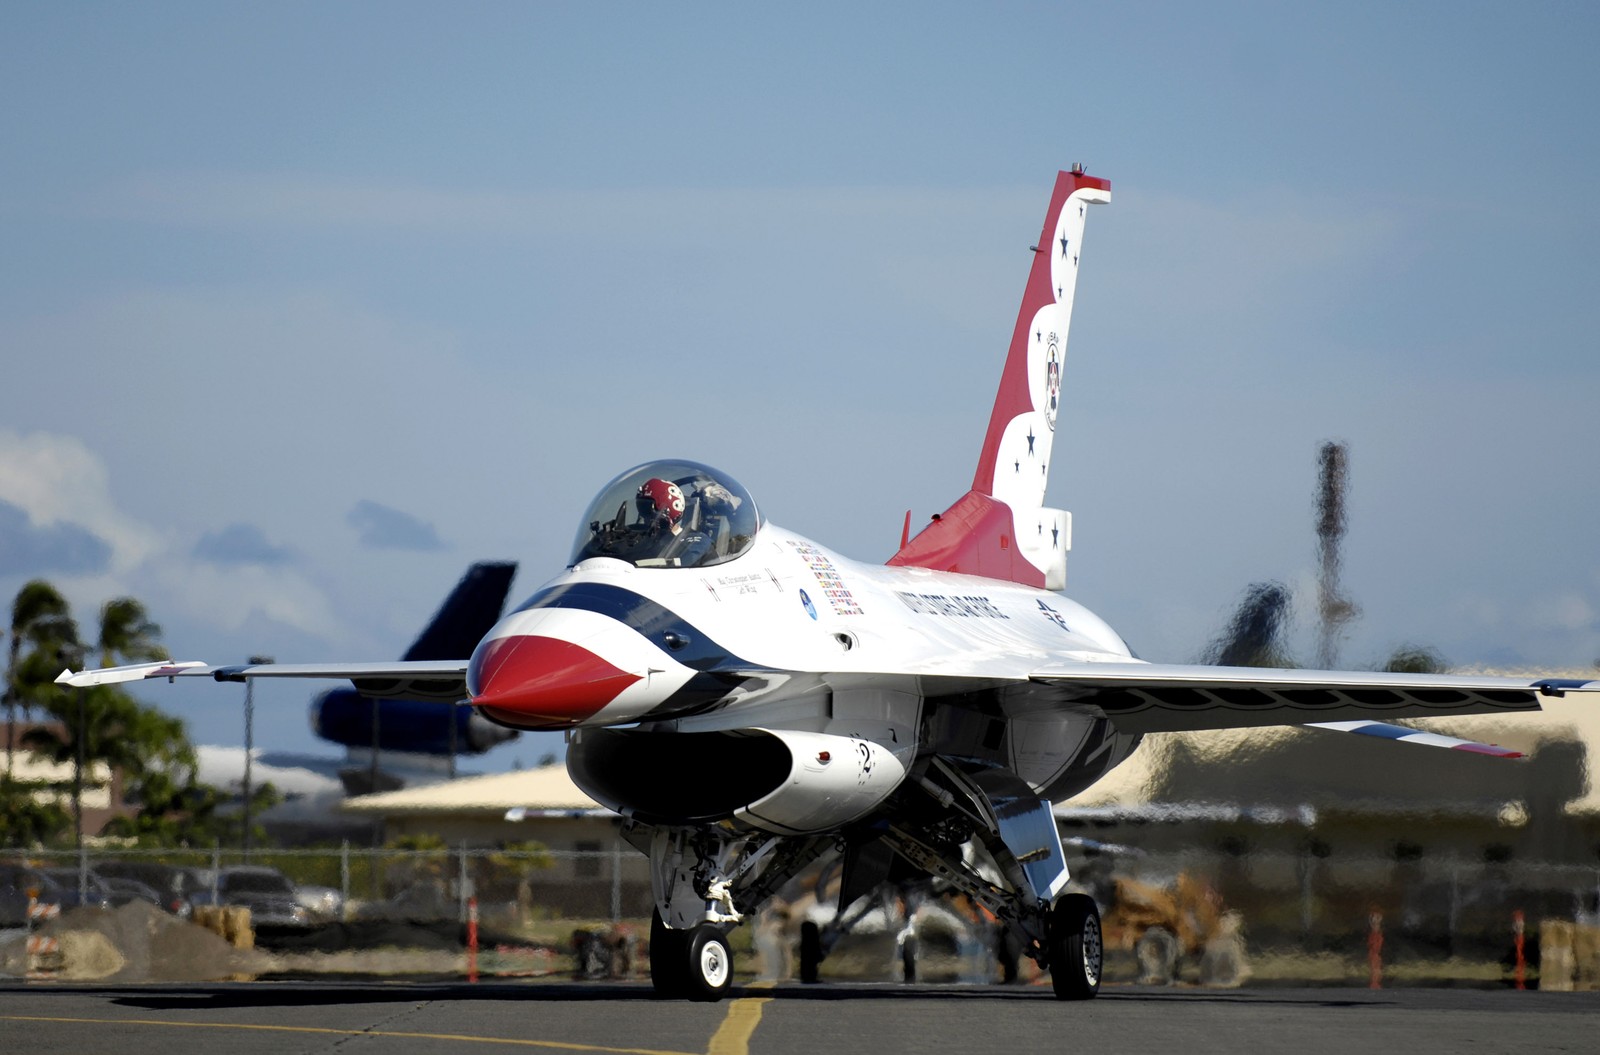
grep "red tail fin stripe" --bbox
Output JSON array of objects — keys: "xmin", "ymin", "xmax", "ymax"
[
  {"xmin": 892, "ymin": 169, "xmax": 1109, "ymax": 589},
  {"xmin": 973, "ymin": 170, "xmax": 1110, "ymax": 501}
]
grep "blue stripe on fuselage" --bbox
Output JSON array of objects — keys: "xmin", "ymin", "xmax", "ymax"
[{"xmin": 513, "ymin": 582, "xmax": 764, "ymax": 674}]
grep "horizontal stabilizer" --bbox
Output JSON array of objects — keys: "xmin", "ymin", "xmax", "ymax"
[
  {"xmin": 1304, "ymin": 720, "xmax": 1525, "ymax": 758},
  {"xmin": 55, "ymin": 660, "xmax": 208, "ymax": 686}
]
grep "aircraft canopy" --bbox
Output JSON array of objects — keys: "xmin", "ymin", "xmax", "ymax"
[{"xmin": 570, "ymin": 460, "xmax": 761, "ymax": 570}]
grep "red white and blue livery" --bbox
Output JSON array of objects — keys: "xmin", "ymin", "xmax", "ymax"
[{"xmin": 61, "ymin": 168, "xmax": 1598, "ymax": 1002}]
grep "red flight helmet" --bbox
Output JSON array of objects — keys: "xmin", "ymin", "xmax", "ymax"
[{"xmin": 636, "ymin": 478, "xmax": 686, "ymax": 526}]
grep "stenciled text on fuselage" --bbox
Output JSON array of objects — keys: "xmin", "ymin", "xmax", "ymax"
[{"xmin": 894, "ymin": 591, "xmax": 1010, "ymax": 619}]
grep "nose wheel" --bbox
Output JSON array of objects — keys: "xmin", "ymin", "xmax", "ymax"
[{"xmin": 651, "ymin": 910, "xmax": 734, "ymax": 1002}]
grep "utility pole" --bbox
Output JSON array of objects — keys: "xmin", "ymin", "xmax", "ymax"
[
  {"xmin": 241, "ymin": 654, "xmax": 273, "ymax": 855},
  {"xmin": 61, "ymin": 643, "xmax": 88, "ymax": 905},
  {"xmin": 369, "ymin": 696, "xmax": 381, "ymax": 793}
]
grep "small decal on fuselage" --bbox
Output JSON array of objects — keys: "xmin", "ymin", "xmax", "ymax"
[
  {"xmin": 895, "ymin": 592, "xmax": 1010, "ymax": 619},
  {"xmin": 799, "ymin": 590, "xmax": 817, "ymax": 620},
  {"xmin": 714, "ymin": 570, "xmax": 770, "ymax": 596},
  {"xmin": 1037, "ymin": 599, "xmax": 1071, "ymax": 633},
  {"xmin": 787, "ymin": 540, "xmax": 864, "ymax": 615}
]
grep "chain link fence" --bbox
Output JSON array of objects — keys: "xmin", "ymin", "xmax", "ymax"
[
  {"xmin": 5, "ymin": 841, "xmax": 1599, "ymax": 986},
  {"xmin": 5, "ymin": 841, "xmax": 653, "ymax": 927}
]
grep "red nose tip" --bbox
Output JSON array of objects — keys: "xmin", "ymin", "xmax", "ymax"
[{"xmin": 468, "ymin": 634, "xmax": 642, "ymax": 727}]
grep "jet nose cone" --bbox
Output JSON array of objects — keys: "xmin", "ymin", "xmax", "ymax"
[{"xmin": 468, "ymin": 634, "xmax": 643, "ymax": 728}]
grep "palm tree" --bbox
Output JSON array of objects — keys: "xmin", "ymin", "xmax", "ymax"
[
  {"xmin": 5, "ymin": 581, "xmax": 78, "ymax": 778},
  {"xmin": 16, "ymin": 595, "xmax": 173, "ymax": 849},
  {"xmin": 95, "ymin": 596, "xmax": 167, "ymax": 668}
]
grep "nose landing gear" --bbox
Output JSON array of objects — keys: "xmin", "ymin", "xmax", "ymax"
[{"xmin": 651, "ymin": 910, "xmax": 734, "ymax": 1002}]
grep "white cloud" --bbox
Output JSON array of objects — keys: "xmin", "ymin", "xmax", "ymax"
[
  {"xmin": 0, "ymin": 430, "xmax": 161, "ymax": 573},
  {"xmin": 138, "ymin": 556, "xmax": 343, "ymax": 643},
  {"xmin": 0, "ymin": 430, "xmax": 345, "ymax": 649}
]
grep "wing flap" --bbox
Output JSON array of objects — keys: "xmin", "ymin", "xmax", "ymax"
[{"xmin": 1028, "ymin": 661, "xmax": 1597, "ymax": 734}]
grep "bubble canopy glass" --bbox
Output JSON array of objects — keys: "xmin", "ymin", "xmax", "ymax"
[{"xmin": 570, "ymin": 460, "xmax": 762, "ymax": 570}]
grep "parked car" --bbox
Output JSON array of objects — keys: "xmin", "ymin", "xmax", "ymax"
[
  {"xmin": 96, "ymin": 874, "xmax": 166, "ymax": 909},
  {"xmin": 0, "ymin": 865, "xmax": 116, "ymax": 915},
  {"xmin": 93, "ymin": 861, "xmax": 210, "ymax": 918},
  {"xmin": 0, "ymin": 862, "xmax": 36, "ymax": 926},
  {"xmin": 192, "ymin": 866, "xmax": 315, "ymax": 928},
  {"xmin": 39, "ymin": 868, "xmax": 124, "ymax": 910}
]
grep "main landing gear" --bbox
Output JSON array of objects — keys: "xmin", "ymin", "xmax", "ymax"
[
  {"xmin": 1048, "ymin": 892, "xmax": 1102, "ymax": 1000},
  {"xmin": 651, "ymin": 910, "xmax": 733, "ymax": 1001},
  {"xmin": 633, "ymin": 768, "xmax": 1105, "ymax": 1001}
]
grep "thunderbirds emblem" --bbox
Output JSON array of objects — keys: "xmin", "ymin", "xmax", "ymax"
[{"xmin": 1043, "ymin": 332, "xmax": 1061, "ymax": 430}]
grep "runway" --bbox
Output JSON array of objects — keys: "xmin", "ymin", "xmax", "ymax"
[{"xmin": 2, "ymin": 981, "xmax": 1596, "ymax": 1055}]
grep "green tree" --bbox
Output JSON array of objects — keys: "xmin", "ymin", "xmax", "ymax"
[
  {"xmin": 8, "ymin": 587, "xmax": 205, "ymax": 849},
  {"xmin": 103, "ymin": 772, "xmax": 281, "ymax": 848},
  {"xmin": 93, "ymin": 596, "xmax": 166, "ymax": 668},
  {"xmin": 5, "ymin": 580, "xmax": 78, "ymax": 778},
  {"xmin": 0, "ymin": 774, "xmax": 71, "ymax": 846},
  {"xmin": 1381, "ymin": 644, "xmax": 1448, "ymax": 675}
]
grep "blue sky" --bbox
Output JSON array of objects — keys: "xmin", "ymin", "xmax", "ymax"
[{"xmin": 3, "ymin": 3, "xmax": 1597, "ymax": 767}]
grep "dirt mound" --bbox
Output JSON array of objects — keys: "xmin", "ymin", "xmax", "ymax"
[{"xmin": 36, "ymin": 901, "xmax": 267, "ymax": 982}]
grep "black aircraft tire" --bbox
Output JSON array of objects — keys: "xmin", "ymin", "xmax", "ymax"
[
  {"xmin": 650, "ymin": 910, "xmax": 689, "ymax": 998},
  {"xmin": 684, "ymin": 924, "xmax": 734, "ymax": 1002},
  {"xmin": 799, "ymin": 920, "xmax": 822, "ymax": 984},
  {"xmin": 1049, "ymin": 893, "xmax": 1103, "ymax": 1001}
]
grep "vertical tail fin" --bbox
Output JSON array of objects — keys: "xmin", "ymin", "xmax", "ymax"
[{"xmin": 889, "ymin": 168, "xmax": 1110, "ymax": 588}]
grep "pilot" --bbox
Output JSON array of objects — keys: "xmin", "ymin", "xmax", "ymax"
[
  {"xmin": 636, "ymin": 478, "xmax": 688, "ymax": 536},
  {"xmin": 636, "ymin": 476, "xmax": 728, "ymax": 566}
]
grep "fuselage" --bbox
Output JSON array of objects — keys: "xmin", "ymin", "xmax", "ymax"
[{"xmin": 467, "ymin": 519, "xmax": 1135, "ymax": 731}]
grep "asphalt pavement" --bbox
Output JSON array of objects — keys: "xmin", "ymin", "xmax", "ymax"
[{"xmin": 2, "ymin": 980, "xmax": 1596, "ymax": 1055}]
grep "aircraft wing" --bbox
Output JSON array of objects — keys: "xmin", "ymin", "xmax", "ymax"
[
  {"xmin": 1027, "ymin": 661, "xmax": 1599, "ymax": 734},
  {"xmin": 56, "ymin": 659, "xmax": 470, "ymax": 701}
]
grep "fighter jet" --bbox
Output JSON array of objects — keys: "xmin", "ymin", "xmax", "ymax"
[{"xmin": 61, "ymin": 168, "xmax": 1598, "ymax": 1001}]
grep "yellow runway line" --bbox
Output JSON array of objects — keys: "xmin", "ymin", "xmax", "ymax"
[
  {"xmin": 0, "ymin": 1015, "xmax": 699, "ymax": 1055},
  {"xmin": 706, "ymin": 982, "xmax": 775, "ymax": 1055}
]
